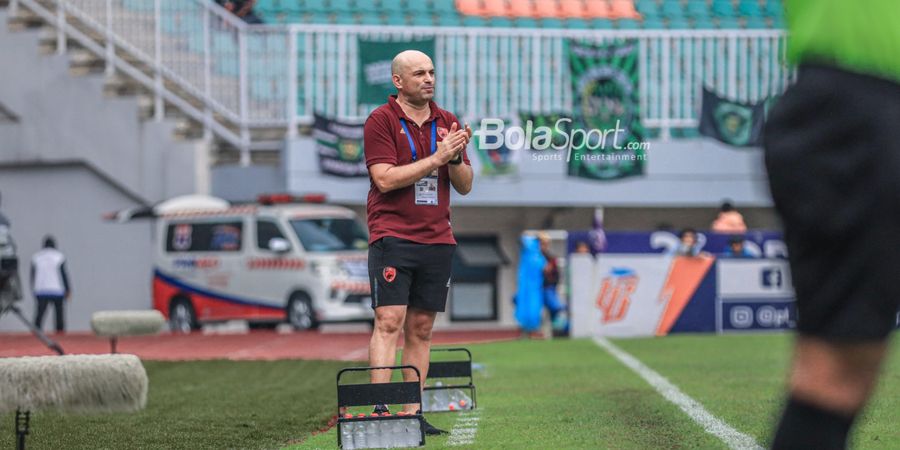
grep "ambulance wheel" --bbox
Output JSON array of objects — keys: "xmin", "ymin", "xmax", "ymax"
[
  {"xmin": 287, "ymin": 293, "xmax": 318, "ymax": 330},
  {"xmin": 169, "ymin": 297, "xmax": 198, "ymax": 333}
]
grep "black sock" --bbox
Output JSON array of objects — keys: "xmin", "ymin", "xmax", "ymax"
[{"xmin": 771, "ymin": 396, "xmax": 855, "ymax": 450}]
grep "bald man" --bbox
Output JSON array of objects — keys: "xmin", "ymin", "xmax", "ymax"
[{"xmin": 363, "ymin": 50, "xmax": 473, "ymax": 434}]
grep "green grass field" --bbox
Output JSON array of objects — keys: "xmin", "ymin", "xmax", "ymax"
[{"xmin": 3, "ymin": 334, "xmax": 899, "ymax": 449}]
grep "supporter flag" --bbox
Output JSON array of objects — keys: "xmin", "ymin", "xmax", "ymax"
[
  {"xmin": 567, "ymin": 40, "xmax": 646, "ymax": 180},
  {"xmin": 518, "ymin": 112, "xmax": 573, "ymax": 150},
  {"xmin": 313, "ymin": 113, "xmax": 367, "ymax": 177},
  {"xmin": 357, "ymin": 38, "xmax": 436, "ymax": 105},
  {"xmin": 698, "ymin": 88, "xmax": 766, "ymax": 147}
]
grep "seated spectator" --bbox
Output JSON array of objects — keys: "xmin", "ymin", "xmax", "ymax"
[
  {"xmin": 721, "ymin": 235, "xmax": 756, "ymax": 259},
  {"xmin": 711, "ymin": 200, "xmax": 747, "ymax": 233},
  {"xmin": 573, "ymin": 241, "xmax": 592, "ymax": 255},
  {"xmin": 216, "ymin": 0, "xmax": 263, "ymax": 24},
  {"xmin": 672, "ymin": 228, "xmax": 706, "ymax": 257}
]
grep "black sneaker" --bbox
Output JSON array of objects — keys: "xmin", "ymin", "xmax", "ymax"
[
  {"xmin": 416, "ymin": 411, "xmax": 448, "ymax": 435},
  {"xmin": 373, "ymin": 404, "xmax": 390, "ymax": 415}
]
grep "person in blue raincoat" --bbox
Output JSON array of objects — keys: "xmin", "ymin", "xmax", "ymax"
[{"xmin": 514, "ymin": 235, "xmax": 545, "ymax": 334}]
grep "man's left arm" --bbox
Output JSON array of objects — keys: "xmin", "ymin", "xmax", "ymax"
[{"xmin": 449, "ymin": 123, "xmax": 473, "ymax": 195}]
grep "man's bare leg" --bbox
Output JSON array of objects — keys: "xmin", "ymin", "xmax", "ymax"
[
  {"xmin": 369, "ymin": 305, "xmax": 407, "ymax": 384},
  {"xmin": 772, "ymin": 336, "xmax": 889, "ymax": 449},
  {"xmin": 400, "ymin": 307, "xmax": 437, "ymax": 414}
]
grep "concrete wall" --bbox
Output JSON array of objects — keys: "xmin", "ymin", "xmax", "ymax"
[
  {"xmin": 0, "ymin": 9, "xmax": 205, "ymax": 204},
  {"xmin": 0, "ymin": 164, "xmax": 154, "ymax": 332}
]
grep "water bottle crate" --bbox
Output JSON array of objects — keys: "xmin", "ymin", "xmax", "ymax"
[
  {"xmin": 336, "ymin": 365, "xmax": 426, "ymax": 449},
  {"xmin": 421, "ymin": 348, "xmax": 478, "ymax": 413}
]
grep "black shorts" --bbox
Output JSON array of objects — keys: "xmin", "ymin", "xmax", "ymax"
[
  {"xmin": 368, "ymin": 237, "xmax": 455, "ymax": 312},
  {"xmin": 765, "ymin": 64, "xmax": 900, "ymax": 342}
]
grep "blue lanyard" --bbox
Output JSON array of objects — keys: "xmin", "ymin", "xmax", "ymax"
[{"xmin": 399, "ymin": 119, "xmax": 437, "ymax": 162}]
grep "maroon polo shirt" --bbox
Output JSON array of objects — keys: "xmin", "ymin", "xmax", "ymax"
[{"xmin": 364, "ymin": 95, "xmax": 471, "ymax": 245}]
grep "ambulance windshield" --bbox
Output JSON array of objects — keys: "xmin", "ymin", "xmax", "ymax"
[{"xmin": 290, "ymin": 218, "xmax": 369, "ymax": 252}]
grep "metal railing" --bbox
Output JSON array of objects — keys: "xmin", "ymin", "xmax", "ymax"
[{"xmin": 10, "ymin": 0, "xmax": 790, "ymax": 163}]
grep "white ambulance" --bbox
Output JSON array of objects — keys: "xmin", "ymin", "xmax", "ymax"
[{"xmin": 133, "ymin": 194, "xmax": 372, "ymax": 332}]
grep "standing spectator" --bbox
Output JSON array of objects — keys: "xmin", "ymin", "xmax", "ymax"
[
  {"xmin": 672, "ymin": 228, "xmax": 704, "ymax": 257},
  {"xmin": 711, "ymin": 200, "xmax": 748, "ymax": 233},
  {"xmin": 538, "ymin": 233, "xmax": 565, "ymax": 325},
  {"xmin": 215, "ymin": 0, "xmax": 263, "ymax": 24},
  {"xmin": 31, "ymin": 236, "xmax": 70, "ymax": 333}
]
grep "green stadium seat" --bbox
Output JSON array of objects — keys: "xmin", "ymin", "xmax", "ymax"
[
  {"xmin": 616, "ymin": 19, "xmax": 640, "ymax": 29},
  {"xmin": 541, "ymin": 18, "xmax": 565, "ymax": 29},
  {"xmin": 634, "ymin": 1, "xmax": 662, "ymax": 20},
  {"xmin": 642, "ymin": 18, "xmax": 666, "ymax": 28},
  {"xmin": 590, "ymin": 18, "xmax": 615, "ymax": 29},
  {"xmin": 330, "ymin": 0, "xmax": 354, "ymax": 14},
  {"xmin": 738, "ymin": 0, "xmax": 764, "ymax": 17},
  {"xmin": 462, "ymin": 16, "xmax": 488, "ymax": 27},
  {"xmin": 686, "ymin": 1, "xmax": 711, "ymax": 18},
  {"xmin": 335, "ymin": 14, "xmax": 356, "ymax": 24},
  {"xmin": 436, "ymin": 15, "xmax": 463, "ymax": 26}
]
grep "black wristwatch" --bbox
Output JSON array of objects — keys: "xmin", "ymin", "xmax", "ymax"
[{"xmin": 449, "ymin": 154, "xmax": 463, "ymax": 165}]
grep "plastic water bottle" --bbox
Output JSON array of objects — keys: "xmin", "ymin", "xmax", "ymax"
[
  {"xmin": 353, "ymin": 421, "xmax": 367, "ymax": 449},
  {"xmin": 341, "ymin": 422, "xmax": 356, "ymax": 449},
  {"xmin": 388, "ymin": 419, "xmax": 403, "ymax": 448},
  {"xmin": 434, "ymin": 381, "xmax": 449, "ymax": 410},
  {"xmin": 366, "ymin": 419, "xmax": 380, "ymax": 448},
  {"xmin": 458, "ymin": 390, "xmax": 473, "ymax": 410},
  {"xmin": 408, "ymin": 418, "xmax": 422, "ymax": 447}
]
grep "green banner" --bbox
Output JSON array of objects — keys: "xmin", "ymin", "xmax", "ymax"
[
  {"xmin": 567, "ymin": 40, "xmax": 646, "ymax": 180},
  {"xmin": 698, "ymin": 88, "xmax": 766, "ymax": 147},
  {"xmin": 357, "ymin": 38, "xmax": 436, "ymax": 105}
]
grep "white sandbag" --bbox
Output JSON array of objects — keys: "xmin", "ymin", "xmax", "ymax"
[{"xmin": 90, "ymin": 310, "xmax": 165, "ymax": 337}]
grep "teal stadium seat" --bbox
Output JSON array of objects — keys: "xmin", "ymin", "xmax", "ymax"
[
  {"xmin": 634, "ymin": 0, "xmax": 661, "ymax": 20},
  {"xmin": 566, "ymin": 18, "xmax": 589, "ymax": 29},
  {"xmin": 590, "ymin": 19, "xmax": 615, "ymax": 29},
  {"xmin": 410, "ymin": 15, "xmax": 435, "ymax": 26},
  {"xmin": 541, "ymin": 18, "xmax": 565, "ymax": 29},
  {"xmin": 738, "ymin": 0, "xmax": 764, "ymax": 17},
  {"xmin": 693, "ymin": 16, "xmax": 716, "ymax": 28},
  {"xmin": 490, "ymin": 17, "xmax": 514, "ymax": 28},
  {"xmin": 660, "ymin": 1, "xmax": 686, "ymax": 20},
  {"xmin": 462, "ymin": 16, "xmax": 487, "ymax": 27},
  {"xmin": 335, "ymin": 14, "xmax": 356, "ymax": 25},
  {"xmin": 436, "ymin": 15, "xmax": 463, "ymax": 26},
  {"xmin": 711, "ymin": 0, "xmax": 737, "ymax": 17},
  {"xmin": 408, "ymin": 0, "xmax": 432, "ymax": 15},
  {"xmin": 764, "ymin": 0, "xmax": 784, "ymax": 17},
  {"xmin": 381, "ymin": 0, "xmax": 404, "ymax": 12},
  {"xmin": 282, "ymin": 0, "xmax": 302, "ymax": 15},
  {"xmin": 745, "ymin": 16, "xmax": 769, "ymax": 29},
  {"xmin": 617, "ymin": 19, "xmax": 641, "ymax": 29},
  {"xmin": 354, "ymin": 0, "xmax": 378, "ymax": 14},
  {"xmin": 642, "ymin": 18, "xmax": 666, "ymax": 28},
  {"xmin": 771, "ymin": 15, "xmax": 784, "ymax": 28},
  {"xmin": 304, "ymin": 0, "xmax": 329, "ymax": 13},
  {"xmin": 329, "ymin": 0, "xmax": 355, "ymax": 14},
  {"xmin": 717, "ymin": 17, "xmax": 742, "ymax": 28},
  {"xmin": 515, "ymin": 18, "xmax": 540, "ymax": 28},
  {"xmin": 433, "ymin": 0, "xmax": 457, "ymax": 14},
  {"xmin": 308, "ymin": 12, "xmax": 332, "ymax": 24},
  {"xmin": 667, "ymin": 18, "xmax": 691, "ymax": 29},
  {"xmin": 686, "ymin": 0, "xmax": 711, "ymax": 19},
  {"xmin": 360, "ymin": 14, "xmax": 385, "ymax": 25}
]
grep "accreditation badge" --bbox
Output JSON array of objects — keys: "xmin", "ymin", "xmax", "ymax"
[{"xmin": 415, "ymin": 169, "xmax": 439, "ymax": 206}]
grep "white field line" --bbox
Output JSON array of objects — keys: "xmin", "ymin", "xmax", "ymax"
[
  {"xmin": 447, "ymin": 409, "xmax": 482, "ymax": 447},
  {"xmin": 593, "ymin": 337, "xmax": 763, "ymax": 450}
]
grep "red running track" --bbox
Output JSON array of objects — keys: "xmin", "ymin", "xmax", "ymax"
[{"xmin": 0, "ymin": 329, "xmax": 519, "ymax": 361}]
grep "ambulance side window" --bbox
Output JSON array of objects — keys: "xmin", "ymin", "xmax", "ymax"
[
  {"xmin": 165, "ymin": 221, "xmax": 243, "ymax": 253},
  {"xmin": 256, "ymin": 220, "xmax": 287, "ymax": 251}
]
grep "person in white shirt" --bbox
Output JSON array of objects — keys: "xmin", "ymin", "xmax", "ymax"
[{"xmin": 31, "ymin": 236, "xmax": 70, "ymax": 333}]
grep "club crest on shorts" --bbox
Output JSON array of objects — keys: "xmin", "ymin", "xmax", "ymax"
[{"xmin": 383, "ymin": 266, "xmax": 397, "ymax": 283}]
